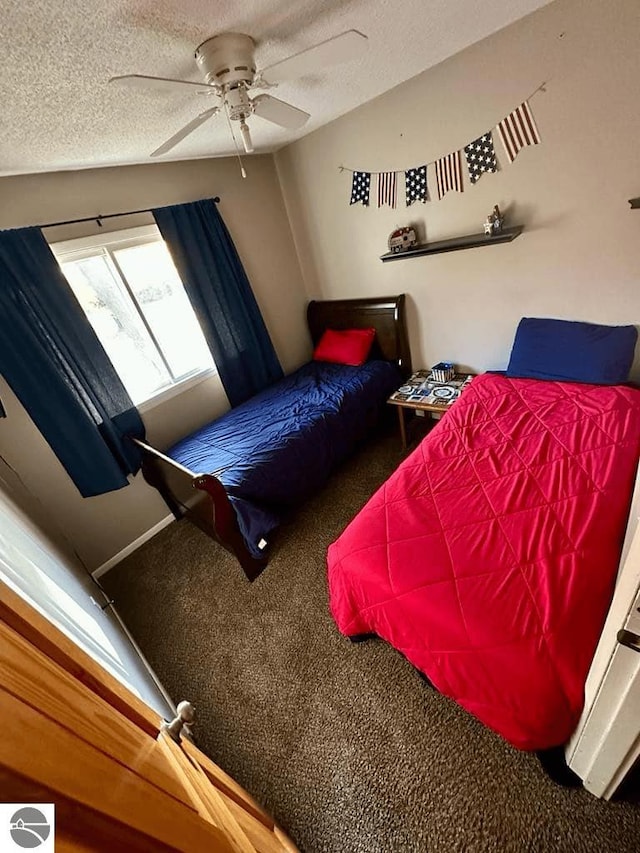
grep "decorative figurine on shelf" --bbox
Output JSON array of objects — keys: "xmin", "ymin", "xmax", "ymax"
[
  {"xmin": 483, "ymin": 204, "xmax": 505, "ymax": 236},
  {"xmin": 388, "ymin": 226, "xmax": 418, "ymax": 254}
]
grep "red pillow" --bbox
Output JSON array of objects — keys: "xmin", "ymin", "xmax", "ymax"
[{"xmin": 313, "ymin": 327, "xmax": 376, "ymax": 366}]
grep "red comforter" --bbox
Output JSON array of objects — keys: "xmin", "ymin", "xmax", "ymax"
[{"xmin": 328, "ymin": 374, "xmax": 640, "ymax": 750}]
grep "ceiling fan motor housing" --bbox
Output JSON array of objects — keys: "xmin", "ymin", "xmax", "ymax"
[{"xmin": 195, "ymin": 33, "xmax": 256, "ymax": 89}]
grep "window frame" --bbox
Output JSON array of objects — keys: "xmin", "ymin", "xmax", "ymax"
[{"xmin": 51, "ymin": 225, "xmax": 216, "ymax": 410}]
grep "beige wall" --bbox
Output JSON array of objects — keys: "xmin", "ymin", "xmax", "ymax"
[
  {"xmin": 0, "ymin": 156, "xmax": 309, "ymax": 569},
  {"xmin": 275, "ymin": 0, "xmax": 640, "ymax": 377}
]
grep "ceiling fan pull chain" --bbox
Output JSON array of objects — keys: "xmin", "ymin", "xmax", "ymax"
[{"xmin": 223, "ymin": 101, "xmax": 248, "ymax": 178}]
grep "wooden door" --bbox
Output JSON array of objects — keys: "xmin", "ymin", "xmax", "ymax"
[{"xmin": 0, "ymin": 580, "xmax": 297, "ymax": 852}]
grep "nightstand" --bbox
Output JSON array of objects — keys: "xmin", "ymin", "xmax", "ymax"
[{"xmin": 387, "ymin": 370, "xmax": 475, "ymax": 449}]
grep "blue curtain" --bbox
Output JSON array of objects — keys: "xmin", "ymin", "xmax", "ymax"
[
  {"xmin": 153, "ymin": 199, "xmax": 283, "ymax": 406},
  {"xmin": 0, "ymin": 227, "xmax": 145, "ymax": 497}
]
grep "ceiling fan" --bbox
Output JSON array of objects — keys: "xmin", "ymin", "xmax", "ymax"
[{"xmin": 109, "ymin": 30, "xmax": 368, "ymax": 159}]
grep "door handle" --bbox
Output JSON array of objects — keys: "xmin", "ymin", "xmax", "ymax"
[
  {"xmin": 161, "ymin": 700, "xmax": 195, "ymax": 742},
  {"xmin": 617, "ymin": 629, "xmax": 640, "ymax": 653}
]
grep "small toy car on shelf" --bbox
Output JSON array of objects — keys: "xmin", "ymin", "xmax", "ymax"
[{"xmin": 388, "ymin": 226, "xmax": 417, "ymax": 253}]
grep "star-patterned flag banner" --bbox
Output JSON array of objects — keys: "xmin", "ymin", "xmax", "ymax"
[
  {"xmin": 497, "ymin": 100, "xmax": 541, "ymax": 163},
  {"xmin": 435, "ymin": 151, "xmax": 463, "ymax": 200},
  {"xmin": 350, "ymin": 171, "xmax": 371, "ymax": 206},
  {"xmin": 344, "ymin": 87, "xmax": 545, "ymax": 206},
  {"xmin": 405, "ymin": 165, "xmax": 428, "ymax": 205},
  {"xmin": 464, "ymin": 131, "xmax": 497, "ymax": 184},
  {"xmin": 377, "ymin": 171, "xmax": 397, "ymax": 208}
]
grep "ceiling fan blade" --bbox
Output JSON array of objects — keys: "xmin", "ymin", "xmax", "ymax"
[
  {"xmin": 109, "ymin": 74, "xmax": 215, "ymax": 95},
  {"xmin": 260, "ymin": 30, "xmax": 368, "ymax": 84},
  {"xmin": 150, "ymin": 107, "xmax": 220, "ymax": 157},
  {"xmin": 252, "ymin": 94, "xmax": 310, "ymax": 130}
]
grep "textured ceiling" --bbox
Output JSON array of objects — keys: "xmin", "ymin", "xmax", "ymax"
[{"xmin": 0, "ymin": 0, "xmax": 553, "ymax": 176}]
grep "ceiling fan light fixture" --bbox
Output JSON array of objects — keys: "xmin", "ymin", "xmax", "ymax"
[{"xmin": 239, "ymin": 121, "xmax": 254, "ymax": 153}]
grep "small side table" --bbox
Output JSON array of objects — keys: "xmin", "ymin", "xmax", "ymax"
[{"xmin": 387, "ymin": 370, "xmax": 475, "ymax": 449}]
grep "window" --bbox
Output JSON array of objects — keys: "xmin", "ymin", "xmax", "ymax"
[{"xmin": 52, "ymin": 225, "xmax": 215, "ymax": 406}]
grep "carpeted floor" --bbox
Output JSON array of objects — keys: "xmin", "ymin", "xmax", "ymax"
[{"xmin": 103, "ymin": 427, "xmax": 640, "ymax": 853}]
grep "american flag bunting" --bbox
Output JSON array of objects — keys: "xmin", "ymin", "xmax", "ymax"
[
  {"xmin": 377, "ymin": 171, "xmax": 397, "ymax": 208},
  {"xmin": 464, "ymin": 131, "xmax": 497, "ymax": 184},
  {"xmin": 350, "ymin": 171, "xmax": 371, "ymax": 206},
  {"xmin": 435, "ymin": 151, "xmax": 463, "ymax": 200},
  {"xmin": 347, "ymin": 93, "xmax": 542, "ymax": 208},
  {"xmin": 405, "ymin": 165, "xmax": 428, "ymax": 205},
  {"xmin": 497, "ymin": 100, "xmax": 541, "ymax": 163}
]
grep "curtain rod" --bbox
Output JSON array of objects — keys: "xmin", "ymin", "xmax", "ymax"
[{"xmin": 39, "ymin": 196, "xmax": 221, "ymax": 231}]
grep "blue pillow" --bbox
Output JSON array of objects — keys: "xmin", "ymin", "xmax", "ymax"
[{"xmin": 506, "ymin": 318, "xmax": 637, "ymax": 385}]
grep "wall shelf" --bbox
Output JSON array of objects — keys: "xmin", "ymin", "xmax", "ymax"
[
  {"xmin": 380, "ymin": 225, "xmax": 524, "ymax": 262},
  {"xmin": 629, "ymin": 198, "xmax": 640, "ymax": 209}
]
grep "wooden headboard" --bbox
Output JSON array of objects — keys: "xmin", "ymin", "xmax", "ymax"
[{"xmin": 306, "ymin": 294, "xmax": 412, "ymax": 377}]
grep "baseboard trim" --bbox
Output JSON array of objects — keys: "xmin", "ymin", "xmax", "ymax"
[{"xmin": 92, "ymin": 514, "xmax": 175, "ymax": 580}]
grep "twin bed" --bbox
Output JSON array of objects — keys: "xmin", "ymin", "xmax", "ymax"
[
  {"xmin": 328, "ymin": 318, "xmax": 640, "ymax": 752},
  {"xmin": 139, "ymin": 298, "xmax": 640, "ymax": 755},
  {"xmin": 329, "ymin": 372, "xmax": 640, "ymax": 751},
  {"xmin": 136, "ymin": 295, "xmax": 410, "ymax": 580}
]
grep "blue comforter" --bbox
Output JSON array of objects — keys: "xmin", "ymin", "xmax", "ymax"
[{"xmin": 167, "ymin": 360, "xmax": 400, "ymax": 557}]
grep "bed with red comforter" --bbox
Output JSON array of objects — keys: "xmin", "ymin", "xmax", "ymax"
[{"xmin": 328, "ymin": 373, "xmax": 640, "ymax": 750}]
